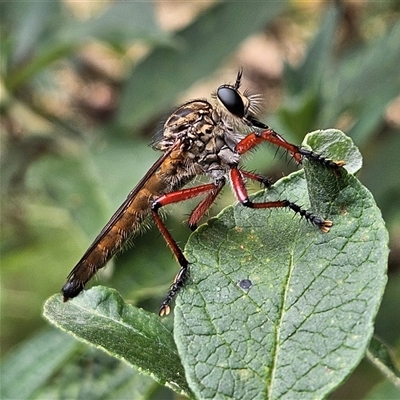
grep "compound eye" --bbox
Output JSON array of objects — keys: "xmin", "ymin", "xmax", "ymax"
[{"xmin": 217, "ymin": 86, "xmax": 245, "ymax": 118}]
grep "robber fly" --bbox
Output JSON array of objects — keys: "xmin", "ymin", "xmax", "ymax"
[{"xmin": 62, "ymin": 70, "xmax": 343, "ymax": 316}]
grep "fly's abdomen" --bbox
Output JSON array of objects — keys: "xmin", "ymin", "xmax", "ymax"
[
  {"xmin": 62, "ymin": 147, "xmax": 194, "ymax": 303},
  {"xmin": 62, "ymin": 190, "xmax": 154, "ymax": 301}
]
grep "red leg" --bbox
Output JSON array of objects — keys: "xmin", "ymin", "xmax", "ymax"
[
  {"xmin": 240, "ymin": 170, "xmax": 273, "ymax": 188},
  {"xmin": 154, "ymin": 183, "xmax": 217, "ymax": 207},
  {"xmin": 235, "ymin": 128, "xmax": 303, "ymax": 162},
  {"xmin": 152, "ymin": 210, "xmax": 188, "ymax": 317},
  {"xmin": 188, "ymin": 180, "xmax": 225, "ymax": 230},
  {"xmin": 151, "ymin": 182, "xmax": 223, "ymax": 316},
  {"xmin": 236, "ymin": 128, "xmax": 344, "ymax": 168},
  {"xmin": 230, "ymin": 168, "xmax": 332, "ymax": 232}
]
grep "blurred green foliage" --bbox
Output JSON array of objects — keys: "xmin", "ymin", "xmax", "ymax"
[{"xmin": 1, "ymin": 1, "xmax": 399, "ymax": 399}]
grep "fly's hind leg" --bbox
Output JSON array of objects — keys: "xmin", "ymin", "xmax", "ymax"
[{"xmin": 151, "ymin": 182, "xmax": 224, "ymax": 316}]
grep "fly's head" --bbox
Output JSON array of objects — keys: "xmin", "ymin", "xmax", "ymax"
[
  {"xmin": 214, "ymin": 69, "xmax": 267, "ymax": 130},
  {"xmin": 154, "ymin": 70, "xmax": 266, "ymax": 154}
]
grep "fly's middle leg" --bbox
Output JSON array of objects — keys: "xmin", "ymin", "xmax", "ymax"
[{"xmin": 230, "ymin": 168, "xmax": 333, "ymax": 233}]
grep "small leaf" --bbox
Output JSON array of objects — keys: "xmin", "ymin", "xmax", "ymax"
[
  {"xmin": 0, "ymin": 327, "xmax": 78, "ymax": 399},
  {"xmin": 364, "ymin": 379, "xmax": 400, "ymax": 400},
  {"xmin": 174, "ymin": 130, "xmax": 388, "ymax": 399},
  {"xmin": 304, "ymin": 129, "xmax": 362, "ymax": 175},
  {"xmin": 366, "ymin": 337, "xmax": 400, "ymax": 388},
  {"xmin": 33, "ymin": 347, "xmax": 159, "ymax": 400},
  {"xmin": 43, "ymin": 287, "xmax": 190, "ymax": 396},
  {"xmin": 302, "ymin": 129, "xmax": 362, "ymax": 215}
]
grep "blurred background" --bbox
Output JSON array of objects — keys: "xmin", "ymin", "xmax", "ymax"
[{"xmin": 1, "ymin": 1, "xmax": 399, "ymax": 398}]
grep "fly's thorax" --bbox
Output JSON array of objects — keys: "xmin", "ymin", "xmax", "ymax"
[
  {"xmin": 153, "ymin": 98, "xmax": 251, "ymax": 183},
  {"xmin": 154, "ymin": 100, "xmax": 215, "ymax": 151}
]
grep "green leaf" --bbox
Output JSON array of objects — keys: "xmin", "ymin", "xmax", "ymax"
[
  {"xmin": 320, "ymin": 19, "xmax": 400, "ymax": 144},
  {"xmin": 32, "ymin": 347, "xmax": 159, "ymax": 400},
  {"xmin": 27, "ymin": 152, "xmax": 111, "ymax": 238},
  {"xmin": 304, "ymin": 129, "xmax": 362, "ymax": 175},
  {"xmin": 41, "ymin": 130, "xmax": 387, "ymax": 398},
  {"xmin": 366, "ymin": 337, "xmax": 400, "ymax": 388},
  {"xmin": 1, "ymin": 333, "xmax": 159, "ymax": 400},
  {"xmin": 358, "ymin": 128, "xmax": 400, "ymax": 223},
  {"xmin": 5, "ymin": 2, "xmax": 168, "ymax": 90},
  {"xmin": 302, "ymin": 129, "xmax": 363, "ymax": 214},
  {"xmin": 282, "ymin": 12, "xmax": 400, "ymax": 145},
  {"xmin": 0, "ymin": 327, "xmax": 78, "ymax": 399},
  {"xmin": 118, "ymin": 1, "xmax": 287, "ymax": 129},
  {"xmin": 174, "ymin": 130, "xmax": 388, "ymax": 399},
  {"xmin": 57, "ymin": 2, "xmax": 166, "ymax": 46},
  {"xmin": 278, "ymin": 92, "xmax": 320, "ymax": 138},
  {"xmin": 284, "ymin": 5, "xmax": 340, "ymax": 95},
  {"xmin": 43, "ymin": 287, "xmax": 191, "ymax": 397},
  {"xmin": 364, "ymin": 379, "xmax": 400, "ymax": 400},
  {"xmin": 1, "ymin": 0, "xmax": 62, "ymax": 66}
]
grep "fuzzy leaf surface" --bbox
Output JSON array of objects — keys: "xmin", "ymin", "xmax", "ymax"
[
  {"xmin": 174, "ymin": 130, "xmax": 388, "ymax": 399},
  {"xmin": 43, "ymin": 288, "xmax": 190, "ymax": 396}
]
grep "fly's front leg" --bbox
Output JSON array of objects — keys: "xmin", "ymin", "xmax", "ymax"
[
  {"xmin": 230, "ymin": 168, "xmax": 332, "ymax": 232},
  {"xmin": 236, "ymin": 128, "xmax": 344, "ymax": 169},
  {"xmin": 151, "ymin": 183, "xmax": 221, "ymax": 316}
]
